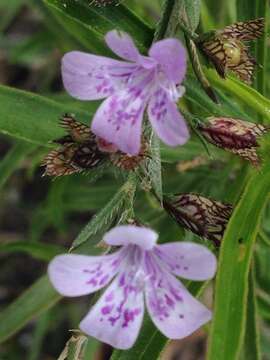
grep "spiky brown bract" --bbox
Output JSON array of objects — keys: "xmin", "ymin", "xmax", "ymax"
[
  {"xmin": 164, "ymin": 194, "xmax": 233, "ymax": 246},
  {"xmin": 197, "ymin": 18, "xmax": 264, "ymax": 84},
  {"xmin": 42, "ymin": 114, "xmax": 108, "ymax": 177},
  {"xmin": 110, "ymin": 138, "xmax": 149, "ymax": 171},
  {"xmin": 198, "ymin": 117, "xmax": 269, "ymax": 167}
]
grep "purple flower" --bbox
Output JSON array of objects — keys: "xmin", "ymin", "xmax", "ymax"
[
  {"xmin": 48, "ymin": 225, "xmax": 217, "ymax": 349},
  {"xmin": 62, "ymin": 30, "xmax": 189, "ymax": 155}
]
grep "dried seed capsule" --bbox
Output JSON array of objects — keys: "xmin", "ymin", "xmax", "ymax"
[
  {"xmin": 164, "ymin": 194, "xmax": 233, "ymax": 246},
  {"xmin": 42, "ymin": 114, "xmax": 108, "ymax": 176},
  {"xmin": 110, "ymin": 139, "xmax": 149, "ymax": 171},
  {"xmin": 198, "ymin": 117, "xmax": 268, "ymax": 166},
  {"xmin": 197, "ymin": 18, "xmax": 264, "ymax": 84}
]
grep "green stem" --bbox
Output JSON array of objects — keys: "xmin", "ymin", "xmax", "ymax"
[
  {"xmin": 154, "ymin": 0, "xmax": 184, "ymax": 40},
  {"xmin": 178, "ymin": 21, "xmax": 199, "ymax": 41},
  {"xmin": 255, "ymin": 2, "xmax": 268, "ymax": 97}
]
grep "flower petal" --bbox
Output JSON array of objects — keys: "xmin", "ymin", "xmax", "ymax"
[
  {"xmin": 155, "ymin": 242, "xmax": 217, "ymax": 281},
  {"xmin": 104, "ymin": 225, "xmax": 158, "ymax": 250},
  {"xmin": 48, "ymin": 252, "xmax": 123, "ymax": 297},
  {"xmin": 91, "ymin": 70, "xmax": 152, "ymax": 154},
  {"xmin": 105, "ymin": 30, "xmax": 141, "ymax": 62},
  {"xmin": 148, "ymin": 89, "xmax": 189, "ymax": 146},
  {"xmin": 145, "ymin": 260, "xmax": 211, "ymax": 339},
  {"xmin": 80, "ymin": 269, "xmax": 144, "ymax": 349},
  {"xmin": 62, "ymin": 51, "xmax": 137, "ymax": 100},
  {"xmin": 149, "ymin": 39, "xmax": 187, "ymax": 83}
]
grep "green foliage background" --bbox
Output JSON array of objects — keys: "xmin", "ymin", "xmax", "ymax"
[{"xmin": 0, "ymin": 0, "xmax": 269, "ymax": 359}]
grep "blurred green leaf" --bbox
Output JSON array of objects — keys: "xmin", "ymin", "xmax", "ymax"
[
  {"xmin": 0, "ymin": 276, "xmax": 61, "ymax": 343},
  {"xmin": 28, "ymin": 311, "xmax": 51, "ymax": 360},
  {"xmin": 184, "ymin": 0, "xmax": 201, "ymax": 31},
  {"xmin": 206, "ymin": 70, "xmax": 270, "ymax": 122},
  {"xmin": 0, "ymin": 141, "xmax": 35, "ymax": 189},
  {"xmin": 241, "ymin": 267, "xmax": 261, "ymax": 360},
  {"xmin": 0, "ymin": 0, "xmax": 25, "ymax": 32},
  {"xmin": 44, "ymin": 0, "xmax": 153, "ymax": 55},
  {"xmin": 207, "ymin": 161, "xmax": 270, "ymax": 360},
  {"xmin": 71, "ymin": 174, "xmax": 137, "ymax": 249},
  {"xmin": 0, "ymin": 241, "xmax": 64, "ymax": 261},
  {"xmin": 0, "ymin": 85, "xmax": 96, "ymax": 145},
  {"xmin": 254, "ymin": 2, "xmax": 268, "ymax": 97}
]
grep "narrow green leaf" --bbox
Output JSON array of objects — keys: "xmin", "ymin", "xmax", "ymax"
[
  {"xmin": 207, "ymin": 161, "xmax": 270, "ymax": 360},
  {"xmin": 0, "ymin": 275, "xmax": 61, "ymax": 343},
  {"xmin": 28, "ymin": 311, "xmax": 51, "ymax": 360},
  {"xmin": 206, "ymin": 70, "xmax": 270, "ymax": 122},
  {"xmin": 237, "ymin": 0, "xmax": 255, "ymax": 21},
  {"xmin": 184, "ymin": 0, "xmax": 201, "ymax": 31},
  {"xmin": 241, "ymin": 267, "xmax": 261, "ymax": 360},
  {"xmin": 44, "ymin": 0, "xmax": 153, "ymax": 55},
  {"xmin": 0, "ymin": 84, "xmax": 96, "ymax": 145},
  {"xmin": 71, "ymin": 175, "xmax": 137, "ymax": 249},
  {"xmin": 0, "ymin": 241, "xmax": 64, "ymax": 261},
  {"xmin": 0, "ymin": 141, "xmax": 35, "ymax": 189},
  {"xmin": 254, "ymin": 1, "xmax": 268, "ymax": 97}
]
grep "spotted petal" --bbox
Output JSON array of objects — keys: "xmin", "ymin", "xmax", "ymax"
[
  {"xmin": 148, "ymin": 89, "xmax": 189, "ymax": 146},
  {"xmin": 155, "ymin": 242, "xmax": 217, "ymax": 281},
  {"xmin": 48, "ymin": 252, "xmax": 124, "ymax": 297},
  {"xmin": 104, "ymin": 225, "xmax": 158, "ymax": 250},
  {"xmin": 80, "ymin": 268, "xmax": 144, "ymax": 349},
  {"xmin": 145, "ymin": 261, "xmax": 211, "ymax": 339},
  {"xmin": 149, "ymin": 39, "xmax": 187, "ymax": 83},
  {"xmin": 62, "ymin": 51, "xmax": 137, "ymax": 100},
  {"xmin": 91, "ymin": 72, "xmax": 152, "ymax": 154}
]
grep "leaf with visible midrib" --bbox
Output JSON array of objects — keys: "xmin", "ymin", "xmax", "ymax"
[
  {"xmin": 207, "ymin": 158, "xmax": 270, "ymax": 360},
  {"xmin": 0, "ymin": 84, "xmax": 96, "ymax": 145}
]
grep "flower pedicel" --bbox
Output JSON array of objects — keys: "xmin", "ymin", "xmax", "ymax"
[
  {"xmin": 62, "ymin": 30, "xmax": 189, "ymax": 155},
  {"xmin": 48, "ymin": 225, "xmax": 217, "ymax": 349}
]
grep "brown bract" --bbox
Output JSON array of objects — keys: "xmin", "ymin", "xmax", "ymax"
[
  {"xmin": 164, "ymin": 194, "xmax": 233, "ymax": 246},
  {"xmin": 198, "ymin": 117, "xmax": 268, "ymax": 166},
  {"xmin": 42, "ymin": 115, "xmax": 148, "ymax": 176},
  {"xmin": 197, "ymin": 18, "xmax": 264, "ymax": 84},
  {"xmin": 42, "ymin": 114, "xmax": 108, "ymax": 177}
]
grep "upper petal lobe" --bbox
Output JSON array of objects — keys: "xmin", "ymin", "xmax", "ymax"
[
  {"xmin": 148, "ymin": 89, "xmax": 189, "ymax": 146},
  {"xmin": 144, "ymin": 258, "xmax": 211, "ymax": 339},
  {"xmin": 48, "ymin": 252, "xmax": 123, "ymax": 297},
  {"xmin": 80, "ymin": 268, "xmax": 144, "ymax": 349},
  {"xmin": 104, "ymin": 225, "xmax": 158, "ymax": 250},
  {"xmin": 105, "ymin": 30, "xmax": 140, "ymax": 62},
  {"xmin": 155, "ymin": 242, "xmax": 217, "ymax": 281},
  {"xmin": 149, "ymin": 39, "xmax": 187, "ymax": 83},
  {"xmin": 62, "ymin": 51, "xmax": 136, "ymax": 100}
]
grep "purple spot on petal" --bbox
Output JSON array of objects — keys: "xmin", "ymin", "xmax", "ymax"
[
  {"xmin": 99, "ymin": 274, "xmax": 110, "ymax": 286},
  {"xmin": 105, "ymin": 291, "xmax": 114, "ymax": 302},
  {"xmin": 101, "ymin": 305, "xmax": 114, "ymax": 315},
  {"xmin": 165, "ymin": 294, "xmax": 175, "ymax": 308}
]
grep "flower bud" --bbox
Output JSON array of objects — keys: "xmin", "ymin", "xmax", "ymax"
[
  {"xmin": 197, "ymin": 18, "xmax": 264, "ymax": 84},
  {"xmin": 164, "ymin": 194, "xmax": 233, "ymax": 246},
  {"xmin": 198, "ymin": 117, "xmax": 268, "ymax": 166}
]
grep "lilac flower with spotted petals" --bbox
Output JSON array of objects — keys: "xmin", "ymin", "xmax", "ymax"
[
  {"xmin": 62, "ymin": 30, "xmax": 189, "ymax": 155},
  {"xmin": 48, "ymin": 225, "xmax": 216, "ymax": 349}
]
